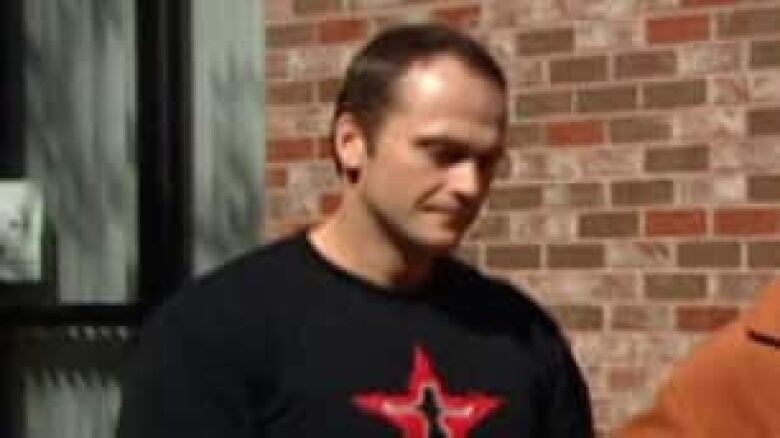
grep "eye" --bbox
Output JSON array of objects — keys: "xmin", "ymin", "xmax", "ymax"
[
  {"xmin": 477, "ymin": 152, "xmax": 503, "ymax": 172},
  {"xmin": 429, "ymin": 148, "xmax": 466, "ymax": 166}
]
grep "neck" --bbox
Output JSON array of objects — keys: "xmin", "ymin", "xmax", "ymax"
[{"xmin": 308, "ymin": 197, "xmax": 437, "ymax": 290}]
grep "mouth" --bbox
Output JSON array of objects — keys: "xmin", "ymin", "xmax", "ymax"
[{"xmin": 423, "ymin": 207, "xmax": 474, "ymax": 227}]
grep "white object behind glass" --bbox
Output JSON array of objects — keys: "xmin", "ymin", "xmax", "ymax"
[{"xmin": 0, "ymin": 180, "xmax": 43, "ymax": 282}]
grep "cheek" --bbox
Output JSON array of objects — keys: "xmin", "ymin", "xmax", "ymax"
[
  {"xmin": 367, "ymin": 171, "xmax": 434, "ymax": 211},
  {"xmin": 371, "ymin": 157, "xmax": 432, "ymax": 187}
]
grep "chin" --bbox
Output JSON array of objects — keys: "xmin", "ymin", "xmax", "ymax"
[
  {"xmin": 382, "ymin": 215, "xmax": 465, "ymax": 256},
  {"xmin": 409, "ymin": 228, "xmax": 463, "ymax": 255}
]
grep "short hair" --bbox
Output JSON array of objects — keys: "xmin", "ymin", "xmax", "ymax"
[{"xmin": 331, "ymin": 23, "xmax": 507, "ymax": 172}]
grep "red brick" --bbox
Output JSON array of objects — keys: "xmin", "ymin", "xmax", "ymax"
[
  {"xmin": 495, "ymin": 156, "xmax": 512, "ymax": 181},
  {"xmin": 682, "ymin": 0, "xmax": 736, "ymax": 6},
  {"xmin": 615, "ymin": 51, "xmax": 677, "ymax": 79},
  {"xmin": 507, "ymin": 58, "xmax": 545, "ymax": 87},
  {"xmin": 612, "ymin": 180, "xmax": 674, "ymax": 206},
  {"xmin": 645, "ymin": 274, "xmax": 708, "ymax": 300},
  {"xmin": 318, "ymin": 18, "xmax": 369, "ymax": 44},
  {"xmin": 607, "ymin": 241, "xmax": 674, "ymax": 269},
  {"xmin": 547, "ymin": 120, "xmax": 605, "ymax": 146},
  {"xmin": 266, "ymin": 0, "xmax": 294, "ymax": 21},
  {"xmin": 513, "ymin": 213, "xmax": 578, "ymax": 242},
  {"xmin": 485, "ymin": 244, "xmax": 542, "ymax": 269},
  {"xmin": 434, "ymin": 5, "xmax": 482, "ymax": 28},
  {"xmin": 609, "ymin": 366, "xmax": 647, "ymax": 392},
  {"xmin": 548, "ymin": 244, "xmax": 606, "ymax": 269},
  {"xmin": 645, "ymin": 145, "xmax": 709, "ymax": 173},
  {"xmin": 749, "ymin": 241, "xmax": 780, "ymax": 267},
  {"xmin": 715, "ymin": 208, "xmax": 780, "ymax": 235},
  {"xmin": 550, "ymin": 56, "xmax": 608, "ymax": 83},
  {"xmin": 717, "ymin": 8, "xmax": 780, "ymax": 38},
  {"xmin": 749, "ymin": 108, "xmax": 780, "ymax": 136},
  {"xmin": 749, "ymin": 175, "xmax": 780, "ymax": 201},
  {"xmin": 487, "ymin": 186, "xmax": 543, "ymax": 210},
  {"xmin": 266, "ymin": 52, "xmax": 288, "ymax": 79},
  {"xmin": 678, "ymin": 241, "xmax": 741, "ymax": 267},
  {"xmin": 293, "ymin": 0, "xmax": 342, "ymax": 15},
  {"xmin": 516, "ymin": 28, "xmax": 575, "ymax": 55},
  {"xmin": 317, "ymin": 137, "xmax": 334, "ymax": 160},
  {"xmin": 610, "ymin": 116, "xmax": 672, "ymax": 144},
  {"xmin": 466, "ymin": 215, "xmax": 510, "ymax": 241},
  {"xmin": 516, "ymin": 91, "xmax": 572, "ymax": 118},
  {"xmin": 549, "ymin": 305, "xmax": 604, "ymax": 331},
  {"xmin": 676, "ymin": 305, "xmax": 740, "ymax": 331},
  {"xmin": 682, "ymin": 0, "xmax": 736, "ymax": 5},
  {"xmin": 612, "ymin": 305, "xmax": 671, "ymax": 330},
  {"xmin": 268, "ymin": 138, "xmax": 315, "ymax": 163},
  {"xmin": 317, "ymin": 78, "xmax": 342, "ymax": 103},
  {"xmin": 546, "ymin": 183, "xmax": 605, "ymax": 208},
  {"xmin": 647, "ymin": 15, "xmax": 711, "ymax": 44},
  {"xmin": 643, "ymin": 79, "xmax": 707, "ymax": 109},
  {"xmin": 266, "ymin": 167, "xmax": 289, "ymax": 188},
  {"xmin": 267, "ymin": 81, "xmax": 314, "ymax": 105},
  {"xmin": 718, "ymin": 273, "xmax": 776, "ymax": 301},
  {"xmin": 320, "ymin": 192, "xmax": 341, "ymax": 215},
  {"xmin": 507, "ymin": 123, "xmax": 543, "ymax": 148},
  {"xmin": 646, "ymin": 209, "xmax": 707, "ymax": 236},
  {"xmin": 750, "ymin": 40, "xmax": 780, "ymax": 68},
  {"xmin": 577, "ymin": 86, "xmax": 637, "ymax": 113},
  {"xmin": 267, "ymin": 23, "xmax": 315, "ymax": 48},
  {"xmin": 579, "ymin": 212, "xmax": 639, "ymax": 238}
]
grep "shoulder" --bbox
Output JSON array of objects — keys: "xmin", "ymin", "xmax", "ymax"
[
  {"xmin": 181, "ymin": 233, "xmax": 306, "ymax": 299},
  {"xmin": 666, "ymin": 320, "xmax": 749, "ymax": 394},
  {"xmin": 618, "ymin": 322, "xmax": 750, "ymax": 437},
  {"xmin": 142, "ymin": 233, "xmax": 310, "ymax": 340},
  {"xmin": 438, "ymin": 260, "xmax": 591, "ymax": 415},
  {"xmin": 632, "ymin": 320, "xmax": 749, "ymax": 422},
  {"xmin": 436, "ymin": 257, "xmax": 566, "ymax": 341}
]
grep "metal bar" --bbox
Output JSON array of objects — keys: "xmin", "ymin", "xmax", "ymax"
[
  {"xmin": 0, "ymin": 0, "xmax": 23, "ymax": 178},
  {"xmin": 136, "ymin": 0, "xmax": 194, "ymax": 308},
  {"xmin": 0, "ymin": 2, "xmax": 24, "ymax": 435},
  {"xmin": 0, "ymin": 304, "xmax": 147, "ymax": 327}
]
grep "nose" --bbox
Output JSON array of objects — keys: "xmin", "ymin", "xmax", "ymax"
[{"xmin": 448, "ymin": 160, "xmax": 485, "ymax": 203}]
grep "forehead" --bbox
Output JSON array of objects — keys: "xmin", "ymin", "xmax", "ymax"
[
  {"xmin": 396, "ymin": 54, "xmax": 504, "ymax": 104},
  {"xmin": 386, "ymin": 55, "xmax": 507, "ymax": 146}
]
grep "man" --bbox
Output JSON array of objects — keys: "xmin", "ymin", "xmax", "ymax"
[
  {"xmin": 118, "ymin": 23, "xmax": 593, "ymax": 437},
  {"xmin": 619, "ymin": 279, "xmax": 780, "ymax": 437}
]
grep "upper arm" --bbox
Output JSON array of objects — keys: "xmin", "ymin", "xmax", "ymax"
[
  {"xmin": 117, "ymin": 312, "xmax": 255, "ymax": 438},
  {"xmin": 617, "ymin": 378, "xmax": 694, "ymax": 438},
  {"xmin": 542, "ymin": 337, "xmax": 595, "ymax": 438}
]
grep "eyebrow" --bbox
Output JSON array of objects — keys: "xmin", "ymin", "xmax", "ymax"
[
  {"xmin": 414, "ymin": 135, "xmax": 501, "ymax": 157},
  {"xmin": 415, "ymin": 137, "xmax": 506, "ymax": 167}
]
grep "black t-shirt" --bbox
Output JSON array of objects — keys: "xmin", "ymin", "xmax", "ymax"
[{"xmin": 118, "ymin": 233, "xmax": 593, "ymax": 437}]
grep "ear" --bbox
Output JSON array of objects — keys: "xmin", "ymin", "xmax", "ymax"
[{"xmin": 333, "ymin": 113, "xmax": 369, "ymax": 176}]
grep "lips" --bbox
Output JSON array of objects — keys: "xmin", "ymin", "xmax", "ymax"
[
  {"xmin": 423, "ymin": 205, "xmax": 462, "ymax": 218},
  {"xmin": 426, "ymin": 207, "xmax": 460, "ymax": 215},
  {"xmin": 423, "ymin": 207, "xmax": 475, "ymax": 228}
]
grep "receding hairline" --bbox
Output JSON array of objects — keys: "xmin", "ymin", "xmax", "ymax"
[
  {"xmin": 385, "ymin": 53, "xmax": 508, "ymax": 118},
  {"xmin": 330, "ymin": 23, "xmax": 507, "ymax": 171}
]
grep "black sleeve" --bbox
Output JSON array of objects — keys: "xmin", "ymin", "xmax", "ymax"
[
  {"xmin": 542, "ymin": 333, "xmax": 595, "ymax": 438},
  {"xmin": 116, "ymin": 309, "xmax": 255, "ymax": 438}
]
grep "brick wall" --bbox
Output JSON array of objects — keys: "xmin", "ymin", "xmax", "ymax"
[{"xmin": 264, "ymin": 0, "xmax": 780, "ymax": 434}]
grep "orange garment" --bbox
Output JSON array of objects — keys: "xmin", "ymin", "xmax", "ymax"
[{"xmin": 619, "ymin": 280, "xmax": 780, "ymax": 438}]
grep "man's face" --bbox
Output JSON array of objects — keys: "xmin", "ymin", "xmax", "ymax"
[{"xmin": 350, "ymin": 55, "xmax": 506, "ymax": 254}]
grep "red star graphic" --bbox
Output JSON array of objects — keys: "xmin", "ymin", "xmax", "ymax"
[{"xmin": 354, "ymin": 346, "xmax": 504, "ymax": 438}]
